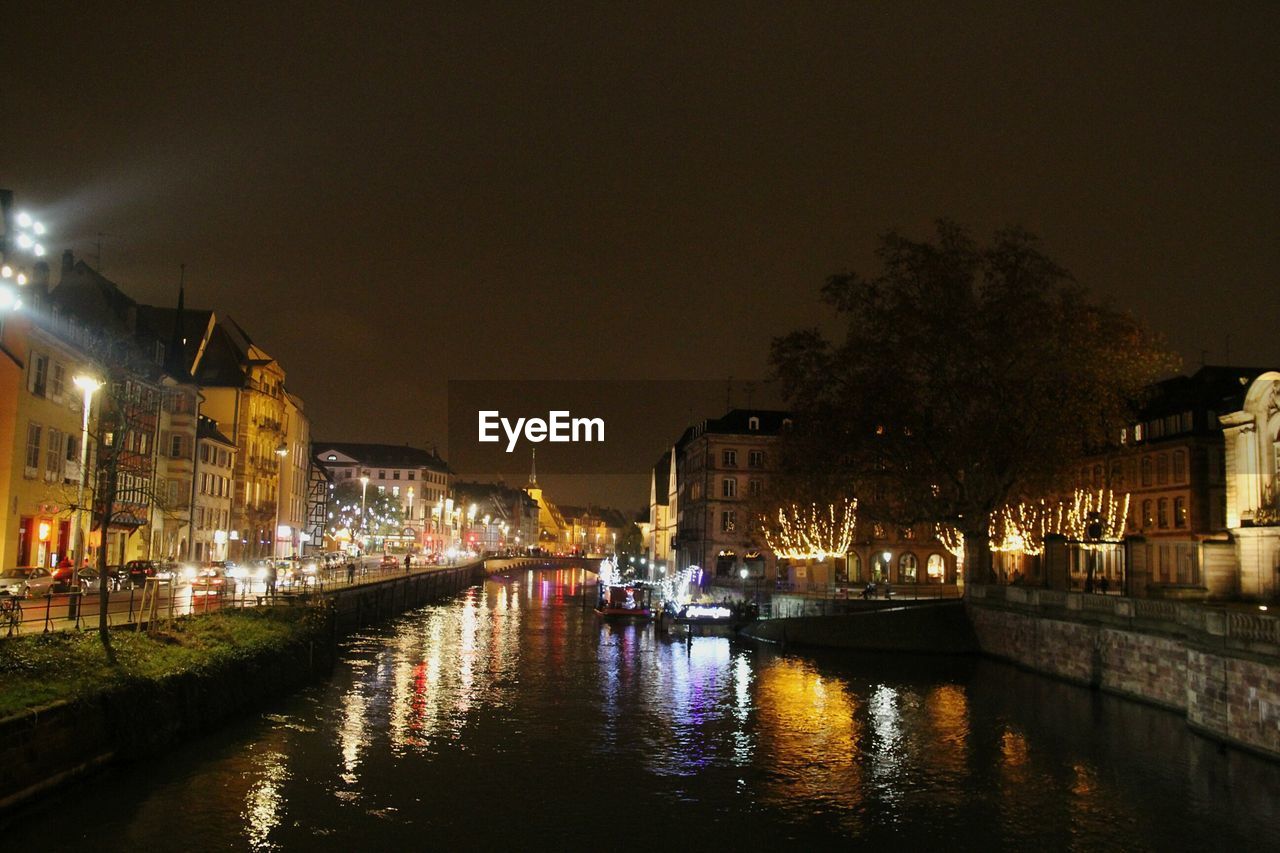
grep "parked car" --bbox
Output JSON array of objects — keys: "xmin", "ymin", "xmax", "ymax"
[
  {"xmin": 380, "ymin": 554, "xmax": 399, "ymax": 570},
  {"xmin": 0, "ymin": 567, "xmax": 57, "ymax": 598},
  {"xmin": 78, "ymin": 566, "xmax": 105, "ymax": 592}
]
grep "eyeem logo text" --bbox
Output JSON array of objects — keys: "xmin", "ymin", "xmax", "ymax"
[{"xmin": 477, "ymin": 410, "xmax": 605, "ymax": 452}]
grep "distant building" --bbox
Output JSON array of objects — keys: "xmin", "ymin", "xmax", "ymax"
[
  {"xmin": 451, "ymin": 480, "xmax": 540, "ymax": 553},
  {"xmin": 313, "ymin": 442, "xmax": 450, "ymax": 550}
]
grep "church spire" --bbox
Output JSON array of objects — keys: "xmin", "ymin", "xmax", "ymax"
[
  {"xmin": 529, "ymin": 447, "xmax": 537, "ymax": 486},
  {"xmin": 168, "ymin": 264, "xmax": 187, "ymax": 376}
]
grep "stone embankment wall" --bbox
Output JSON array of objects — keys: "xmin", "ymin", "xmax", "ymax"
[
  {"xmin": 966, "ymin": 585, "xmax": 1280, "ymax": 760},
  {"xmin": 743, "ymin": 600, "xmax": 978, "ymax": 654},
  {"xmin": 0, "ymin": 618, "xmax": 333, "ymax": 813}
]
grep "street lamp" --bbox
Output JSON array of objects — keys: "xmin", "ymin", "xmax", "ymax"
[
  {"xmin": 360, "ymin": 475, "xmax": 370, "ymax": 546},
  {"xmin": 70, "ymin": 375, "xmax": 103, "ymax": 586},
  {"xmin": 272, "ymin": 442, "xmax": 288, "ymax": 558}
]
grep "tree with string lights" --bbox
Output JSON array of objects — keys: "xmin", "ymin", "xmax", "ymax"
[{"xmin": 771, "ymin": 220, "xmax": 1176, "ymax": 585}]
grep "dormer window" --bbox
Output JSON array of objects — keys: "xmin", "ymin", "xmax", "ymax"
[
  {"xmin": 748, "ymin": 416, "xmax": 759, "ymax": 431},
  {"xmin": 782, "ymin": 418, "xmax": 793, "ymax": 430}
]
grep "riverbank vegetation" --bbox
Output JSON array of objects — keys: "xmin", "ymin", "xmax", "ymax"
[{"xmin": 0, "ymin": 607, "xmax": 326, "ymax": 718}]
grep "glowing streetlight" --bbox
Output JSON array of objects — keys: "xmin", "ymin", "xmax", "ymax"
[
  {"xmin": 360, "ymin": 475, "xmax": 370, "ymax": 534},
  {"xmin": 70, "ymin": 375, "xmax": 103, "ymax": 585},
  {"xmin": 272, "ymin": 442, "xmax": 288, "ymax": 558}
]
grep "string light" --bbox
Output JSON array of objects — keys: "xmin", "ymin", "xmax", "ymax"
[
  {"xmin": 988, "ymin": 489, "xmax": 1130, "ymax": 554},
  {"xmin": 935, "ymin": 525, "xmax": 965, "ymax": 565},
  {"xmin": 760, "ymin": 499, "xmax": 857, "ymax": 560}
]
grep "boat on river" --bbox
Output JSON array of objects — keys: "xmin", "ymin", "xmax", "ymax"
[{"xmin": 595, "ymin": 583, "xmax": 651, "ymax": 619}]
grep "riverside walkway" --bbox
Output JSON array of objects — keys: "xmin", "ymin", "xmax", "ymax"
[{"xmin": 0, "ymin": 556, "xmax": 476, "ymax": 637}]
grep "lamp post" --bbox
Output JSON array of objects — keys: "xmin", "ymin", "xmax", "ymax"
[
  {"xmin": 407, "ymin": 487, "xmax": 415, "ymax": 543},
  {"xmin": 272, "ymin": 442, "xmax": 288, "ymax": 558},
  {"xmin": 360, "ymin": 475, "xmax": 370, "ymax": 551},
  {"xmin": 71, "ymin": 375, "xmax": 103, "ymax": 587}
]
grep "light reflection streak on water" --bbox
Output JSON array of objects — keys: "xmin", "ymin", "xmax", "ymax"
[
  {"xmin": 732, "ymin": 651, "xmax": 754, "ymax": 766},
  {"xmin": 869, "ymin": 684, "xmax": 904, "ymax": 806},
  {"xmin": 338, "ymin": 685, "xmax": 369, "ymax": 786},
  {"xmin": 755, "ymin": 658, "xmax": 863, "ymax": 826},
  {"xmin": 242, "ymin": 749, "xmax": 289, "ymax": 851}
]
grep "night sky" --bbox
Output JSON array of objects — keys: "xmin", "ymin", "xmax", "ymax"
[{"xmin": 6, "ymin": 3, "xmax": 1278, "ymax": 508}]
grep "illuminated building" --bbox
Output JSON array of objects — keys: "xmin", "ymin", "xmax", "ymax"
[
  {"xmin": 1220, "ymin": 370, "xmax": 1280, "ymax": 599},
  {"xmin": 314, "ymin": 442, "xmax": 450, "ymax": 550}
]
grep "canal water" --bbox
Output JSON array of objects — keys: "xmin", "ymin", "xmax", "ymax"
[{"xmin": 10, "ymin": 569, "xmax": 1278, "ymax": 851}]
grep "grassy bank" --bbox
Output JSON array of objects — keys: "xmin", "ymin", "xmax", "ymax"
[{"xmin": 0, "ymin": 607, "xmax": 327, "ymax": 719}]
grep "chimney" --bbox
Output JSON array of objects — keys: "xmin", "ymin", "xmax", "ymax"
[{"xmin": 31, "ymin": 261, "xmax": 51, "ymax": 301}]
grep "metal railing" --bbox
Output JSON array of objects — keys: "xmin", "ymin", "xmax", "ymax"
[
  {"xmin": 0, "ymin": 558, "xmax": 467, "ymax": 638},
  {"xmin": 967, "ymin": 583, "xmax": 1280, "ymax": 654}
]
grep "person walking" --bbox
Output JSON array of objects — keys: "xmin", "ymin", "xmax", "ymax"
[
  {"xmin": 265, "ymin": 561, "xmax": 278, "ymax": 599},
  {"xmin": 347, "ymin": 561, "xmax": 356, "ymax": 585},
  {"xmin": 404, "ymin": 553, "xmax": 412, "ymax": 574}
]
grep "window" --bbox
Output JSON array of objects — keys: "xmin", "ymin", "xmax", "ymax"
[
  {"xmin": 899, "ymin": 553, "xmax": 918, "ymax": 582},
  {"xmin": 1093, "ymin": 465, "xmax": 1103, "ymax": 488},
  {"xmin": 1157, "ymin": 498, "xmax": 1169, "ymax": 529},
  {"xmin": 1110, "ymin": 461, "xmax": 1124, "ymax": 487},
  {"xmin": 722, "ymin": 450, "xmax": 737, "ymax": 467},
  {"xmin": 722, "ymin": 478, "xmax": 737, "ymax": 498},
  {"xmin": 25, "ymin": 423, "xmax": 41, "ymax": 477},
  {"xmin": 29, "ymin": 354, "xmax": 48, "ymax": 397},
  {"xmin": 720, "ymin": 510, "xmax": 736, "ymax": 532},
  {"xmin": 393, "ymin": 470, "xmax": 401, "ymax": 480},
  {"xmin": 171, "ymin": 434, "xmax": 184, "ymax": 458},
  {"xmin": 1134, "ymin": 423, "xmax": 1145, "ymax": 442},
  {"xmin": 408, "ymin": 471, "xmax": 415, "ymax": 480},
  {"xmin": 50, "ymin": 362, "xmax": 65, "ymax": 402},
  {"xmin": 1180, "ymin": 411, "xmax": 1194, "ymax": 432},
  {"xmin": 1141, "ymin": 457, "xmax": 1152, "ymax": 486},
  {"xmin": 345, "ymin": 469, "xmax": 353, "ymax": 478},
  {"xmin": 1142, "ymin": 500, "xmax": 1154, "ymax": 529},
  {"xmin": 748, "ymin": 478, "xmax": 763, "ymax": 497},
  {"xmin": 748, "ymin": 416, "xmax": 759, "ymax": 430},
  {"xmin": 392, "ymin": 486, "xmax": 400, "ymax": 497},
  {"xmin": 748, "ymin": 450, "xmax": 765, "ymax": 468},
  {"xmin": 1156, "ymin": 454, "xmax": 1169, "ymax": 485},
  {"xmin": 927, "ymin": 554, "xmax": 946, "ymax": 582},
  {"xmin": 379, "ymin": 470, "xmax": 386, "ymax": 479},
  {"xmin": 45, "ymin": 429, "xmax": 63, "ymax": 482},
  {"xmin": 1173, "ymin": 450, "xmax": 1186, "ymax": 483},
  {"xmin": 1174, "ymin": 497, "xmax": 1187, "ymax": 528}
]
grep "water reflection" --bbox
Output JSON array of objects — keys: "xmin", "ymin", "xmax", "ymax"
[
  {"xmin": 12, "ymin": 568, "xmax": 1276, "ymax": 852},
  {"xmin": 755, "ymin": 657, "xmax": 864, "ymax": 828}
]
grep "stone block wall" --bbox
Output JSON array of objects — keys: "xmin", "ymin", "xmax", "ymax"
[{"xmin": 967, "ymin": 598, "xmax": 1280, "ymax": 760}]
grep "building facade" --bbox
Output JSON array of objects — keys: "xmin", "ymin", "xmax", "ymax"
[{"xmin": 1221, "ymin": 370, "xmax": 1280, "ymax": 600}]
